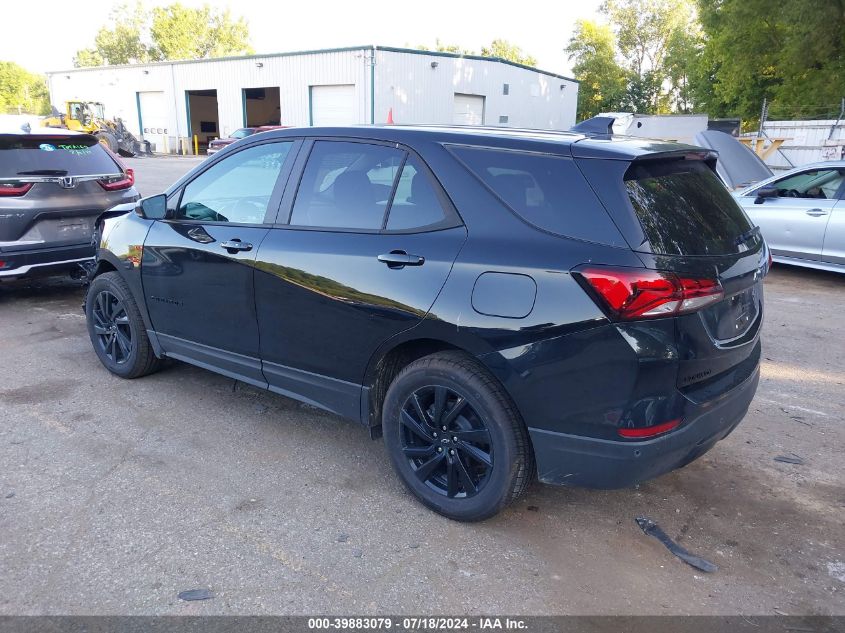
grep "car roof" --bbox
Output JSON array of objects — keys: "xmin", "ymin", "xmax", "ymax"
[{"xmin": 256, "ymin": 124, "xmax": 706, "ymax": 160}]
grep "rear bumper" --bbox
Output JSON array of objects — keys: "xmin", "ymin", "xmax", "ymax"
[
  {"xmin": 0, "ymin": 243, "xmax": 94, "ymax": 278},
  {"xmin": 529, "ymin": 363, "xmax": 759, "ymax": 488}
]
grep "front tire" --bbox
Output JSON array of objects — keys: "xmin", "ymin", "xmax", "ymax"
[
  {"xmin": 383, "ymin": 351, "xmax": 534, "ymax": 521},
  {"xmin": 85, "ymin": 272, "xmax": 161, "ymax": 379}
]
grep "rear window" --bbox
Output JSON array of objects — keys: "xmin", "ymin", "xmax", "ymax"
[
  {"xmin": 625, "ymin": 160, "xmax": 755, "ymax": 256},
  {"xmin": 449, "ymin": 146, "xmax": 624, "ymax": 246},
  {"xmin": 0, "ymin": 134, "xmax": 120, "ymax": 177}
]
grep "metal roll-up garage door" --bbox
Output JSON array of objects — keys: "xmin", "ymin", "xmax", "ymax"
[
  {"xmin": 453, "ymin": 93, "xmax": 485, "ymax": 125},
  {"xmin": 311, "ymin": 85, "xmax": 356, "ymax": 126},
  {"xmin": 138, "ymin": 91, "xmax": 168, "ymax": 137}
]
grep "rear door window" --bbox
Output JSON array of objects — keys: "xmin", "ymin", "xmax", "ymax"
[
  {"xmin": 289, "ymin": 141, "xmax": 405, "ymax": 230},
  {"xmin": 449, "ymin": 145, "xmax": 624, "ymax": 245},
  {"xmin": 625, "ymin": 160, "xmax": 756, "ymax": 256},
  {"xmin": 0, "ymin": 134, "xmax": 120, "ymax": 177}
]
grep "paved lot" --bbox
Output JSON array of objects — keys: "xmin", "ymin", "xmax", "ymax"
[{"xmin": 0, "ymin": 156, "xmax": 843, "ymax": 615}]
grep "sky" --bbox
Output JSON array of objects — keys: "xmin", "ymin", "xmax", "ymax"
[{"xmin": 2, "ymin": 0, "xmax": 603, "ymax": 76}]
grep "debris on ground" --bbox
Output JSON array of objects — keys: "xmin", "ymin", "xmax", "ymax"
[
  {"xmin": 635, "ymin": 517, "xmax": 718, "ymax": 573},
  {"xmin": 177, "ymin": 588, "xmax": 214, "ymax": 601},
  {"xmin": 774, "ymin": 453, "xmax": 805, "ymax": 465},
  {"xmin": 527, "ymin": 505, "xmax": 539, "ymax": 512},
  {"xmin": 337, "ymin": 533, "xmax": 349, "ymax": 543}
]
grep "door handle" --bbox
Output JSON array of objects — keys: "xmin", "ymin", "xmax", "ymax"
[
  {"xmin": 220, "ymin": 239, "xmax": 253, "ymax": 252},
  {"xmin": 377, "ymin": 250, "xmax": 425, "ymax": 268},
  {"xmin": 805, "ymin": 208, "xmax": 829, "ymax": 217}
]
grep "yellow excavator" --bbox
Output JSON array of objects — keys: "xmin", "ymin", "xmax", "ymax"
[{"xmin": 42, "ymin": 100, "xmax": 148, "ymax": 156}]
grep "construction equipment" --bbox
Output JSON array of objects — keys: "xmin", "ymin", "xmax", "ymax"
[{"xmin": 42, "ymin": 101, "xmax": 149, "ymax": 157}]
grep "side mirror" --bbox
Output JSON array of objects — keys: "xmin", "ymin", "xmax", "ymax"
[
  {"xmin": 136, "ymin": 194, "xmax": 167, "ymax": 219},
  {"xmin": 754, "ymin": 187, "xmax": 779, "ymax": 204}
]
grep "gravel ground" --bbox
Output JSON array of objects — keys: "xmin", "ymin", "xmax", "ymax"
[{"xmin": 0, "ymin": 156, "xmax": 842, "ymax": 615}]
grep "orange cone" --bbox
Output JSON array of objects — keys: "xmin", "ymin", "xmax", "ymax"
[{"xmin": 386, "ymin": 108, "xmax": 394, "ymax": 125}]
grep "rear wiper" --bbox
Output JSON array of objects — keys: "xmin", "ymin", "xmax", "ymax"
[
  {"xmin": 735, "ymin": 225, "xmax": 761, "ymax": 246},
  {"xmin": 17, "ymin": 169, "xmax": 68, "ymax": 176}
]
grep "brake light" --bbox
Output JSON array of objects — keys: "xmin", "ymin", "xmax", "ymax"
[
  {"xmin": 576, "ymin": 266, "xmax": 723, "ymax": 320},
  {"xmin": 98, "ymin": 168, "xmax": 134, "ymax": 191},
  {"xmin": 0, "ymin": 182, "xmax": 33, "ymax": 197},
  {"xmin": 618, "ymin": 418, "xmax": 681, "ymax": 438}
]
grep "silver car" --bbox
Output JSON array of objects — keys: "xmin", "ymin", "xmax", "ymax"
[
  {"xmin": 0, "ymin": 128, "xmax": 139, "ymax": 280},
  {"xmin": 734, "ymin": 161, "xmax": 845, "ymax": 273}
]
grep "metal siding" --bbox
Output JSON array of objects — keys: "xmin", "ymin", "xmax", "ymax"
[
  {"xmin": 46, "ymin": 49, "xmax": 579, "ymax": 152},
  {"xmin": 374, "ymin": 49, "xmax": 577, "ymax": 129},
  {"xmin": 759, "ymin": 119, "xmax": 845, "ymax": 169}
]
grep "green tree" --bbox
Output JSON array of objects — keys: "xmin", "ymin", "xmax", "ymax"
[
  {"xmin": 601, "ymin": 0, "xmax": 700, "ymax": 113},
  {"xmin": 697, "ymin": 0, "xmax": 845, "ymax": 120},
  {"xmin": 565, "ymin": 20, "xmax": 627, "ymax": 119},
  {"xmin": 74, "ymin": 2, "xmax": 156, "ymax": 66},
  {"xmin": 74, "ymin": 2, "xmax": 252, "ymax": 67},
  {"xmin": 151, "ymin": 3, "xmax": 253, "ymax": 61},
  {"xmin": 480, "ymin": 39, "xmax": 537, "ymax": 66},
  {"xmin": 416, "ymin": 39, "xmax": 475, "ymax": 55},
  {"xmin": 0, "ymin": 62, "xmax": 50, "ymax": 114}
]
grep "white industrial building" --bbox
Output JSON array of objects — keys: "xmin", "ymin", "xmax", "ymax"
[{"xmin": 46, "ymin": 45, "xmax": 579, "ymax": 154}]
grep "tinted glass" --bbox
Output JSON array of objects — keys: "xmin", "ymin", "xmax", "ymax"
[
  {"xmin": 767, "ymin": 169, "xmax": 845, "ymax": 199},
  {"xmin": 231, "ymin": 128, "xmax": 254, "ymax": 139},
  {"xmin": 290, "ymin": 141, "xmax": 404, "ymax": 229},
  {"xmin": 176, "ymin": 141, "xmax": 292, "ymax": 224},
  {"xmin": 0, "ymin": 134, "xmax": 120, "ymax": 177},
  {"xmin": 451, "ymin": 146, "xmax": 622, "ymax": 244},
  {"xmin": 625, "ymin": 160, "xmax": 755, "ymax": 256},
  {"xmin": 386, "ymin": 157, "xmax": 447, "ymax": 230}
]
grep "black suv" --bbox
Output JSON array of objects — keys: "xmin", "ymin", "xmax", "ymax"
[{"xmin": 85, "ymin": 126, "xmax": 767, "ymax": 521}]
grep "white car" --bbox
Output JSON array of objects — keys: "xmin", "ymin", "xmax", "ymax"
[{"xmin": 733, "ymin": 161, "xmax": 845, "ymax": 273}]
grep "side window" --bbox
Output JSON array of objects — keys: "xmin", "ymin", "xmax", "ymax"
[
  {"xmin": 385, "ymin": 157, "xmax": 448, "ymax": 231},
  {"xmin": 450, "ymin": 145, "xmax": 621, "ymax": 244},
  {"xmin": 768, "ymin": 169, "xmax": 845, "ymax": 199},
  {"xmin": 175, "ymin": 141, "xmax": 293, "ymax": 224},
  {"xmin": 289, "ymin": 141, "xmax": 404, "ymax": 230}
]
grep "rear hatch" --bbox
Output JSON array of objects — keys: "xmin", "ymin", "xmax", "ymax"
[
  {"xmin": 574, "ymin": 148, "xmax": 767, "ymax": 400},
  {"xmin": 0, "ymin": 133, "xmax": 133, "ymax": 250}
]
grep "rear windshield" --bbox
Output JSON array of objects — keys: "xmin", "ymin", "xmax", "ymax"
[
  {"xmin": 0, "ymin": 134, "xmax": 120, "ymax": 177},
  {"xmin": 625, "ymin": 160, "xmax": 755, "ymax": 256}
]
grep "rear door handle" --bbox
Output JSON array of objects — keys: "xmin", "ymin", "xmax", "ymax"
[
  {"xmin": 220, "ymin": 239, "xmax": 253, "ymax": 252},
  {"xmin": 806, "ymin": 208, "xmax": 829, "ymax": 217},
  {"xmin": 377, "ymin": 250, "xmax": 425, "ymax": 268}
]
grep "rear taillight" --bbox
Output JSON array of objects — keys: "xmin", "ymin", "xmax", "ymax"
[
  {"xmin": 575, "ymin": 266, "xmax": 724, "ymax": 320},
  {"xmin": 98, "ymin": 168, "xmax": 134, "ymax": 191},
  {"xmin": 0, "ymin": 182, "xmax": 33, "ymax": 197}
]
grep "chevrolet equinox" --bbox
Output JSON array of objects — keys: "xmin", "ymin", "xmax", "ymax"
[{"xmin": 84, "ymin": 126, "xmax": 767, "ymax": 521}]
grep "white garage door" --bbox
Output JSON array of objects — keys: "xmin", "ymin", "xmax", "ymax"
[
  {"xmin": 453, "ymin": 93, "xmax": 485, "ymax": 125},
  {"xmin": 311, "ymin": 85, "xmax": 356, "ymax": 126},
  {"xmin": 138, "ymin": 91, "xmax": 168, "ymax": 137}
]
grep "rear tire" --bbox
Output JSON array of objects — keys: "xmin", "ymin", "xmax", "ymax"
[
  {"xmin": 85, "ymin": 272, "xmax": 161, "ymax": 379},
  {"xmin": 382, "ymin": 351, "xmax": 534, "ymax": 521}
]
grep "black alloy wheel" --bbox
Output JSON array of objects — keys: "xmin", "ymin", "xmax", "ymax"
[
  {"xmin": 400, "ymin": 385, "xmax": 493, "ymax": 499},
  {"xmin": 91, "ymin": 290, "xmax": 133, "ymax": 365}
]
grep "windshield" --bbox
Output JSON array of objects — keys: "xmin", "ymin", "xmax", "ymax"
[
  {"xmin": 625, "ymin": 160, "xmax": 757, "ymax": 256},
  {"xmin": 231, "ymin": 128, "xmax": 255, "ymax": 139}
]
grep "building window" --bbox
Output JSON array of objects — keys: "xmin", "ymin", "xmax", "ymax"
[
  {"xmin": 499, "ymin": 115, "xmax": 509, "ymax": 124},
  {"xmin": 503, "ymin": 83, "xmax": 510, "ymax": 95}
]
